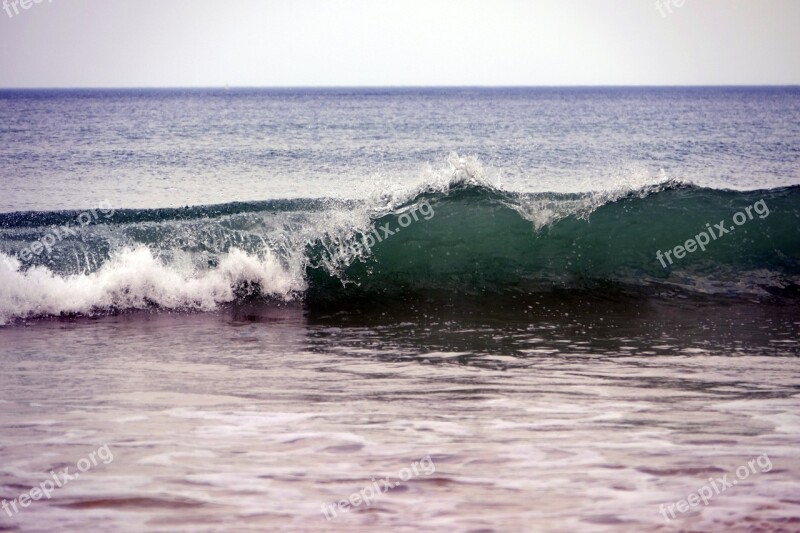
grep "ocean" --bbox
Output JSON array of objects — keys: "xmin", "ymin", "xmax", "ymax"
[{"xmin": 0, "ymin": 87, "xmax": 799, "ymax": 531}]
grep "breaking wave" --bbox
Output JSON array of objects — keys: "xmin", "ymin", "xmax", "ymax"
[{"xmin": 1, "ymin": 157, "xmax": 798, "ymax": 324}]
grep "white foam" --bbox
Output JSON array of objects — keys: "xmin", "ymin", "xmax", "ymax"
[
  {"xmin": 361, "ymin": 153, "xmax": 685, "ymax": 230},
  {"xmin": 515, "ymin": 167, "xmax": 686, "ymax": 230},
  {"xmin": 0, "ymin": 247, "xmax": 304, "ymax": 324},
  {"xmin": 364, "ymin": 152, "xmax": 504, "ymax": 212}
]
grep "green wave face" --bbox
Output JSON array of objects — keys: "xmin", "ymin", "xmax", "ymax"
[{"xmin": 306, "ymin": 185, "xmax": 800, "ymax": 301}]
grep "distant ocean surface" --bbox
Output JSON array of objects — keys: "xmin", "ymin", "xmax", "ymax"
[
  {"xmin": 1, "ymin": 88, "xmax": 799, "ymax": 532},
  {"xmin": 2, "ymin": 87, "xmax": 800, "ymax": 213}
]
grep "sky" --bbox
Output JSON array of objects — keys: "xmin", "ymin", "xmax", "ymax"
[{"xmin": 0, "ymin": 0, "xmax": 798, "ymax": 88}]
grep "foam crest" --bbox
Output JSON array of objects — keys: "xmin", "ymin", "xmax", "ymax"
[
  {"xmin": 0, "ymin": 247, "xmax": 304, "ymax": 324},
  {"xmin": 362, "ymin": 153, "xmax": 503, "ymax": 213},
  {"xmin": 362, "ymin": 155, "xmax": 688, "ymax": 230},
  {"xmin": 513, "ymin": 168, "xmax": 687, "ymax": 230}
]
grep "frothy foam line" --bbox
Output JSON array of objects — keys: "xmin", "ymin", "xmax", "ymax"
[{"xmin": 0, "ymin": 247, "xmax": 304, "ymax": 324}]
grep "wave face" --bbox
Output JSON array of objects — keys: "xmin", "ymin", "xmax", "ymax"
[
  {"xmin": 307, "ymin": 183, "xmax": 800, "ymax": 302},
  {"xmin": 1, "ymin": 172, "xmax": 799, "ymax": 324}
]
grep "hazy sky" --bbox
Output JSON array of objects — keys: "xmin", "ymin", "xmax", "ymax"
[{"xmin": 1, "ymin": 0, "xmax": 798, "ymax": 87}]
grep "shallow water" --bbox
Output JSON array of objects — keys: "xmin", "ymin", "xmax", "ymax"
[{"xmin": 1, "ymin": 299, "xmax": 798, "ymax": 532}]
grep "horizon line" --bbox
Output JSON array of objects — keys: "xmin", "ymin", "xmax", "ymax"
[{"xmin": 1, "ymin": 84, "xmax": 800, "ymax": 91}]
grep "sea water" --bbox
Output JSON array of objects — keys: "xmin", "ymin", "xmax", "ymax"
[{"xmin": 0, "ymin": 88, "xmax": 798, "ymax": 531}]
